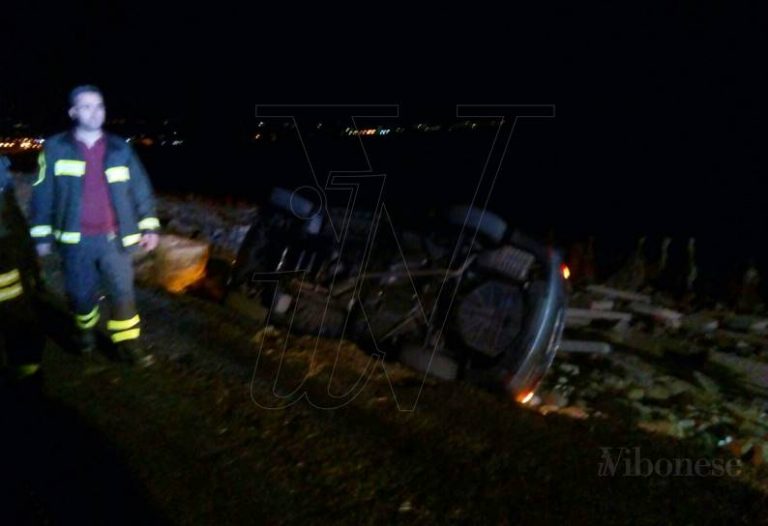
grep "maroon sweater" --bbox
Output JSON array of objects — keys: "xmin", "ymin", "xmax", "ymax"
[{"xmin": 77, "ymin": 135, "xmax": 117, "ymax": 235}]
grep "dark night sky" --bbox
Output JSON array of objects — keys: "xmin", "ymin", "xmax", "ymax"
[{"xmin": 3, "ymin": 3, "xmax": 768, "ymax": 255}]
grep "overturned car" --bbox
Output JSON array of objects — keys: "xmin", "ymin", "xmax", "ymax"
[{"xmin": 226, "ymin": 187, "xmax": 567, "ymax": 401}]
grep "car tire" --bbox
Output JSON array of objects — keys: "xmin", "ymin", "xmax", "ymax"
[
  {"xmin": 270, "ymin": 187, "xmax": 316, "ymax": 218},
  {"xmin": 447, "ymin": 205, "xmax": 507, "ymax": 244}
]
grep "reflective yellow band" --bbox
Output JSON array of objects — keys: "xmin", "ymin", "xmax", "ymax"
[
  {"xmin": 0, "ymin": 269, "xmax": 20, "ymax": 287},
  {"xmin": 76, "ymin": 305, "xmax": 99, "ymax": 322},
  {"xmin": 54, "ymin": 159, "xmax": 86, "ymax": 177},
  {"xmin": 0, "ymin": 283, "xmax": 24, "ymax": 302},
  {"xmin": 33, "ymin": 152, "xmax": 46, "ymax": 186},
  {"xmin": 76, "ymin": 306, "xmax": 100, "ymax": 329},
  {"xmin": 77, "ymin": 312, "xmax": 100, "ymax": 330},
  {"xmin": 54, "ymin": 230, "xmax": 81, "ymax": 244},
  {"xmin": 77, "ymin": 314, "xmax": 101, "ymax": 330},
  {"xmin": 111, "ymin": 328, "xmax": 140, "ymax": 343},
  {"xmin": 14, "ymin": 363, "xmax": 41, "ymax": 379},
  {"xmin": 30, "ymin": 225, "xmax": 53, "ymax": 238},
  {"xmin": 122, "ymin": 233, "xmax": 142, "ymax": 247},
  {"xmin": 138, "ymin": 217, "xmax": 160, "ymax": 230},
  {"xmin": 105, "ymin": 166, "xmax": 130, "ymax": 183},
  {"xmin": 107, "ymin": 315, "xmax": 140, "ymax": 331}
]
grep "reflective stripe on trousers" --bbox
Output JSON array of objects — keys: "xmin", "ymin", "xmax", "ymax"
[
  {"xmin": 108, "ymin": 314, "xmax": 141, "ymax": 343},
  {"xmin": 0, "ymin": 268, "xmax": 23, "ymax": 302}
]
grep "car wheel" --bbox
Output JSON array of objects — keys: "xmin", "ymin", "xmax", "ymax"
[
  {"xmin": 447, "ymin": 205, "xmax": 507, "ymax": 244},
  {"xmin": 455, "ymin": 280, "xmax": 525, "ymax": 358},
  {"xmin": 270, "ymin": 187, "xmax": 317, "ymax": 218}
]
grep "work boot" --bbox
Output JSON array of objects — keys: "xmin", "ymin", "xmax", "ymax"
[{"xmin": 116, "ymin": 340, "xmax": 155, "ymax": 368}]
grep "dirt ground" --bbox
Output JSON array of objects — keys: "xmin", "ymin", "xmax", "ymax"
[{"xmin": 4, "ymin": 280, "xmax": 765, "ymax": 525}]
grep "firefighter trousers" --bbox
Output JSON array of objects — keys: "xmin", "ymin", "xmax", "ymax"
[
  {"xmin": 0, "ymin": 263, "xmax": 43, "ymax": 380},
  {"xmin": 59, "ymin": 233, "xmax": 142, "ymax": 345}
]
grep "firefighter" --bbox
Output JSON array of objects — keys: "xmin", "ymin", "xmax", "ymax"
[
  {"xmin": 0, "ymin": 155, "xmax": 45, "ymax": 389},
  {"xmin": 28, "ymin": 85, "xmax": 160, "ymax": 366}
]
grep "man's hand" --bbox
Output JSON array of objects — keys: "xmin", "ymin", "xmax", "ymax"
[
  {"xmin": 36, "ymin": 243, "xmax": 52, "ymax": 257},
  {"xmin": 139, "ymin": 232, "xmax": 160, "ymax": 251}
]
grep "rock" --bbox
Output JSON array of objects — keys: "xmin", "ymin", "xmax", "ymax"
[
  {"xmin": 748, "ymin": 441, "xmax": 764, "ymax": 466},
  {"xmin": 590, "ymin": 300, "xmax": 615, "ymax": 311},
  {"xmin": 135, "ymin": 234, "xmax": 210, "ymax": 293},
  {"xmin": 682, "ymin": 314, "xmax": 719, "ymax": 334},
  {"xmin": 586, "ymin": 285, "xmax": 651, "ymax": 303},
  {"xmin": 717, "ymin": 435, "xmax": 734, "ymax": 448},
  {"xmin": 650, "ymin": 407, "xmax": 675, "ymax": 420},
  {"xmin": 541, "ymin": 390, "xmax": 569, "ymax": 408},
  {"xmin": 604, "ymin": 376, "xmax": 628, "ymax": 391},
  {"xmin": 638, "ymin": 419, "xmax": 679, "ymax": 438},
  {"xmin": 710, "ymin": 351, "xmax": 768, "ymax": 392},
  {"xmin": 637, "ymin": 419, "xmax": 693, "ymax": 439},
  {"xmin": 565, "ymin": 308, "xmax": 632, "ymax": 328},
  {"xmin": 527, "ymin": 395, "xmax": 542, "ymax": 407},
  {"xmin": 661, "ymin": 377, "xmax": 695, "ymax": 397},
  {"xmin": 561, "ymin": 340, "xmax": 612, "ymax": 354},
  {"xmin": 630, "ymin": 401, "xmax": 653, "ymax": 416},
  {"xmin": 565, "ymin": 317, "xmax": 592, "ymax": 328},
  {"xmin": 692, "ymin": 371, "xmax": 720, "ymax": 395},
  {"xmin": 738, "ymin": 421, "xmax": 767, "ymax": 438},
  {"xmin": 678, "ymin": 419, "xmax": 696, "ymax": 431},
  {"xmin": 725, "ymin": 315, "xmax": 768, "ymax": 334},
  {"xmin": 612, "ymin": 318, "xmax": 632, "ymax": 337},
  {"xmin": 628, "ymin": 302, "xmax": 683, "ymax": 329},
  {"xmin": 734, "ymin": 439, "xmax": 756, "ymax": 461},
  {"xmin": 558, "ymin": 406, "xmax": 589, "ymax": 419},
  {"xmin": 558, "ymin": 363, "xmax": 580, "ymax": 376},
  {"xmin": 646, "ymin": 385, "xmax": 672, "ymax": 401},
  {"xmin": 726, "ymin": 439, "xmax": 744, "ymax": 457},
  {"xmin": 724, "ymin": 402, "xmax": 768, "ymax": 430},
  {"xmin": 157, "ymin": 197, "xmax": 257, "ymax": 258}
]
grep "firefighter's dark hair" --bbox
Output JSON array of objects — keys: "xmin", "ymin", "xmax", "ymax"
[{"xmin": 69, "ymin": 85, "xmax": 103, "ymax": 107}]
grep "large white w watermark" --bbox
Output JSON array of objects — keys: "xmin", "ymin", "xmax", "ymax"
[{"xmin": 249, "ymin": 105, "xmax": 555, "ymax": 411}]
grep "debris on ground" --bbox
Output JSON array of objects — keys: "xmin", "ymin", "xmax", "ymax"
[
  {"xmin": 536, "ymin": 279, "xmax": 768, "ymax": 471},
  {"xmin": 134, "ymin": 234, "xmax": 210, "ymax": 293}
]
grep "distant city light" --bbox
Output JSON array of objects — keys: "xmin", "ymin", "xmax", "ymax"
[
  {"xmin": 0, "ymin": 118, "xmax": 492, "ymax": 155},
  {"xmin": 0, "ymin": 137, "xmax": 44, "ymax": 151},
  {"xmin": 344, "ymin": 127, "xmax": 393, "ymax": 137}
]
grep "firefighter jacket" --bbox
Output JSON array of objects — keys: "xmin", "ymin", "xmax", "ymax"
[
  {"xmin": 28, "ymin": 131, "xmax": 160, "ymax": 248},
  {"xmin": 0, "ymin": 155, "xmax": 40, "ymax": 298}
]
